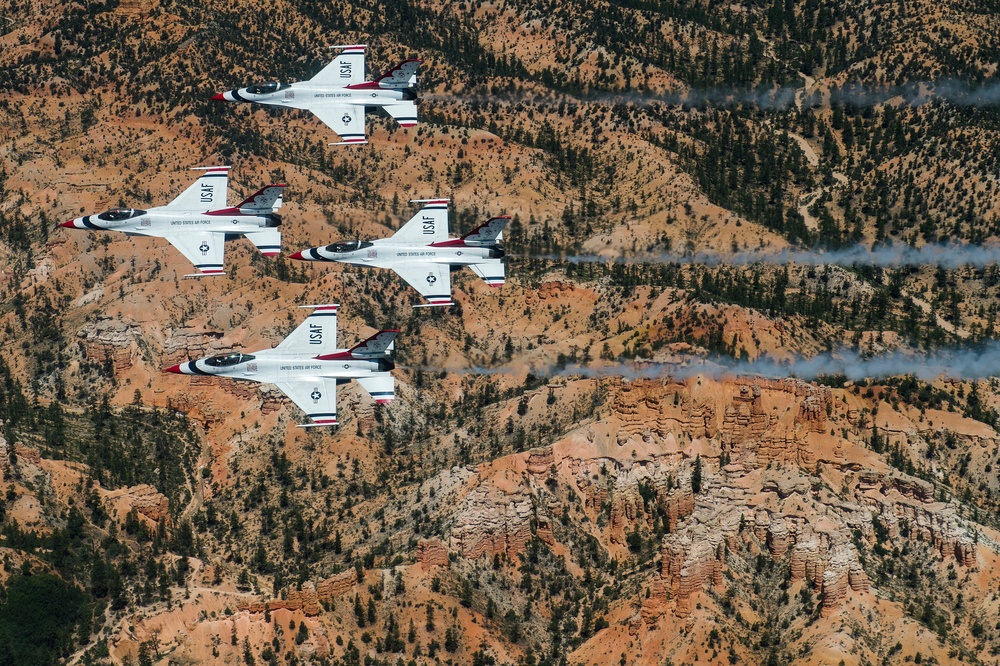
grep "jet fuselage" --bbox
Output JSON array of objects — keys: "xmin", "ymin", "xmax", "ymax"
[
  {"xmin": 217, "ymin": 83, "xmax": 416, "ymax": 111},
  {"xmin": 63, "ymin": 207, "xmax": 281, "ymax": 237},
  {"xmin": 295, "ymin": 238, "xmax": 504, "ymax": 269},
  {"xmin": 168, "ymin": 350, "xmax": 393, "ymax": 384}
]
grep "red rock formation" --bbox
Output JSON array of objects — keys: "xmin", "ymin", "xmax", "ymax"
[
  {"xmin": 241, "ymin": 571, "xmax": 358, "ymax": 616},
  {"xmin": 450, "ymin": 485, "xmax": 534, "ymax": 558},
  {"xmin": 526, "ymin": 447, "xmax": 554, "ymax": 477},
  {"xmin": 641, "ymin": 577, "xmax": 669, "ymax": 624},
  {"xmin": 720, "ymin": 381, "xmax": 823, "ymax": 466},
  {"xmin": 77, "ymin": 316, "xmax": 141, "ymax": 374},
  {"xmin": 858, "ymin": 471, "xmax": 979, "ymax": 569},
  {"xmin": 660, "ymin": 525, "xmax": 725, "ymax": 618},
  {"xmin": 106, "ymin": 484, "xmax": 170, "ymax": 522},
  {"xmin": 820, "ymin": 544, "xmax": 868, "ymax": 616},
  {"xmin": 417, "ymin": 538, "xmax": 450, "ymax": 567},
  {"xmin": 315, "ymin": 570, "xmax": 358, "ymax": 600}
]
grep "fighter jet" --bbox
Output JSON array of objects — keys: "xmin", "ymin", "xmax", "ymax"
[
  {"xmin": 164, "ymin": 304, "xmax": 397, "ymax": 427},
  {"xmin": 289, "ymin": 199, "xmax": 508, "ymax": 307},
  {"xmin": 212, "ymin": 45, "xmax": 420, "ymax": 146},
  {"xmin": 61, "ymin": 166, "xmax": 284, "ymax": 277}
]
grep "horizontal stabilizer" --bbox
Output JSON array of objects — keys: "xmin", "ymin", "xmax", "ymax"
[
  {"xmin": 468, "ymin": 259, "xmax": 505, "ymax": 287},
  {"xmin": 383, "ymin": 101, "xmax": 418, "ymax": 128},
  {"xmin": 245, "ymin": 229, "xmax": 281, "ymax": 257},
  {"xmin": 355, "ymin": 374, "xmax": 395, "ymax": 404}
]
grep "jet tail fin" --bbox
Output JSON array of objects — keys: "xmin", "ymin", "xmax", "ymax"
[
  {"xmin": 461, "ymin": 216, "xmax": 510, "ymax": 245},
  {"xmin": 347, "ymin": 330, "xmax": 399, "ymax": 359},
  {"xmin": 234, "ymin": 184, "xmax": 286, "ymax": 212},
  {"xmin": 376, "ymin": 59, "xmax": 421, "ymax": 89}
]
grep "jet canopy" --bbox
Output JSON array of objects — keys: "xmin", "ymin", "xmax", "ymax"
[
  {"xmin": 324, "ymin": 240, "xmax": 374, "ymax": 253},
  {"xmin": 205, "ymin": 353, "xmax": 255, "ymax": 367},
  {"xmin": 245, "ymin": 82, "xmax": 290, "ymax": 95},
  {"xmin": 97, "ymin": 208, "xmax": 146, "ymax": 221}
]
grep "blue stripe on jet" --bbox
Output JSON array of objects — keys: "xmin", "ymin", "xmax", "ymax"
[
  {"xmin": 81, "ymin": 216, "xmax": 101, "ymax": 230},
  {"xmin": 367, "ymin": 391, "xmax": 394, "ymax": 397},
  {"xmin": 307, "ymin": 412, "xmax": 338, "ymax": 418},
  {"xmin": 254, "ymin": 245, "xmax": 282, "ymax": 250},
  {"xmin": 187, "ymin": 361, "xmax": 210, "ymax": 376},
  {"xmin": 201, "ymin": 173, "xmax": 227, "ymax": 178},
  {"xmin": 231, "ymin": 90, "xmax": 247, "ymax": 102},
  {"xmin": 194, "ymin": 264, "xmax": 225, "ymax": 269}
]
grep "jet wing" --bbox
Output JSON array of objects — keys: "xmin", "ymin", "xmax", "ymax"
[
  {"xmin": 310, "ymin": 45, "xmax": 365, "ymax": 86},
  {"xmin": 311, "ymin": 104, "xmax": 367, "ymax": 145},
  {"xmin": 274, "ymin": 378, "xmax": 339, "ymax": 426},
  {"xmin": 168, "ymin": 167, "xmax": 229, "ymax": 211},
  {"xmin": 382, "ymin": 101, "xmax": 418, "ymax": 128},
  {"xmin": 276, "ymin": 304, "xmax": 338, "ymax": 354},
  {"xmin": 393, "ymin": 262, "xmax": 453, "ymax": 307},
  {"xmin": 166, "ymin": 232, "xmax": 226, "ymax": 276}
]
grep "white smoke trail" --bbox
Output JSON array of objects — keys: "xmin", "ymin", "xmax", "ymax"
[
  {"xmin": 406, "ymin": 343, "xmax": 1000, "ymax": 382},
  {"xmin": 425, "ymin": 79, "xmax": 1000, "ymax": 111},
  {"xmin": 527, "ymin": 243, "xmax": 1000, "ymax": 269}
]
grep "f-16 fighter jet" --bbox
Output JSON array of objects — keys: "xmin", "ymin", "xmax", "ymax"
[
  {"xmin": 212, "ymin": 45, "xmax": 420, "ymax": 146},
  {"xmin": 289, "ymin": 199, "xmax": 508, "ymax": 307},
  {"xmin": 61, "ymin": 166, "xmax": 284, "ymax": 277},
  {"xmin": 164, "ymin": 304, "xmax": 397, "ymax": 427}
]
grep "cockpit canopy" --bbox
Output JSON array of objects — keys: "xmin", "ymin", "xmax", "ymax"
[
  {"xmin": 204, "ymin": 353, "xmax": 255, "ymax": 367},
  {"xmin": 324, "ymin": 240, "xmax": 374, "ymax": 253},
  {"xmin": 245, "ymin": 82, "xmax": 290, "ymax": 95},
  {"xmin": 97, "ymin": 208, "xmax": 145, "ymax": 222}
]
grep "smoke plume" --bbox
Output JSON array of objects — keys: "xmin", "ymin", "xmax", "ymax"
[
  {"xmin": 410, "ymin": 343, "xmax": 1000, "ymax": 383},
  {"xmin": 428, "ymin": 79, "xmax": 1000, "ymax": 111},
  {"xmin": 530, "ymin": 243, "xmax": 1000, "ymax": 269}
]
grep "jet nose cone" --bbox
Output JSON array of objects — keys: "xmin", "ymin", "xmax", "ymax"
[
  {"xmin": 211, "ymin": 92, "xmax": 226, "ymax": 101},
  {"xmin": 288, "ymin": 250, "xmax": 305, "ymax": 260},
  {"xmin": 61, "ymin": 219, "xmax": 78, "ymax": 228},
  {"xmin": 163, "ymin": 364, "xmax": 183, "ymax": 374}
]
